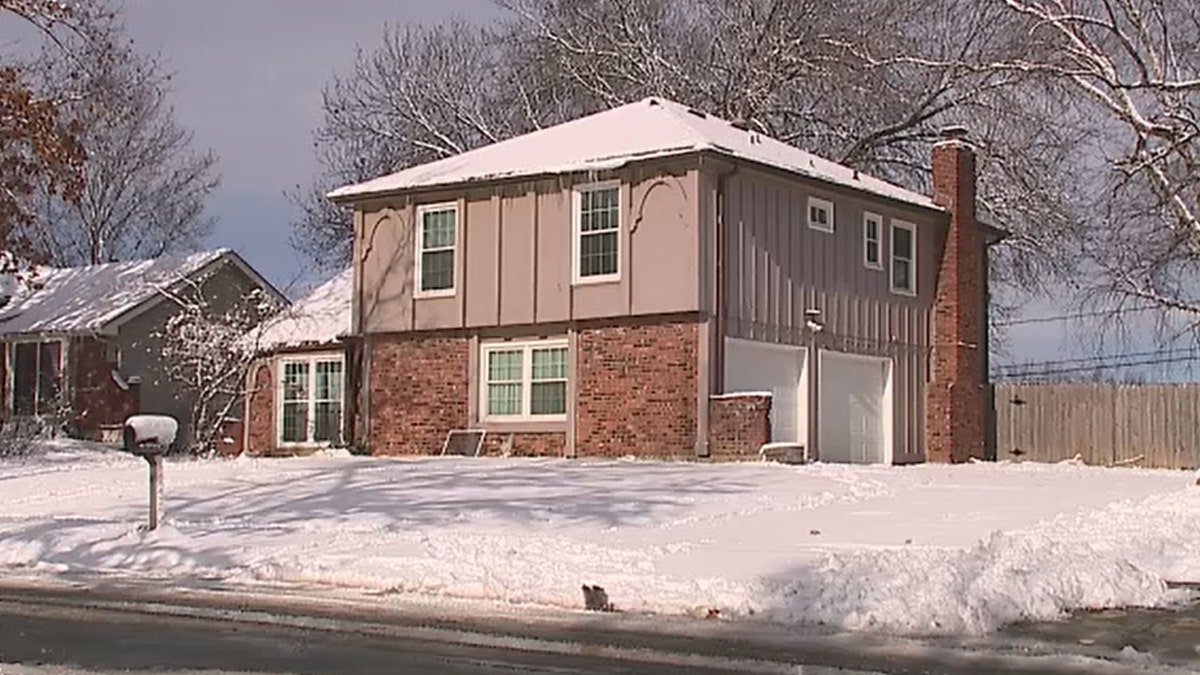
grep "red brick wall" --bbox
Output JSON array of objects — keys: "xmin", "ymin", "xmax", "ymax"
[
  {"xmin": 71, "ymin": 338, "xmax": 139, "ymax": 440},
  {"xmin": 369, "ymin": 334, "xmax": 470, "ymax": 455},
  {"xmin": 245, "ymin": 360, "xmax": 274, "ymax": 455},
  {"xmin": 575, "ymin": 319, "xmax": 698, "ymax": 458},
  {"xmin": 481, "ymin": 432, "xmax": 566, "ymax": 457},
  {"xmin": 708, "ymin": 394, "xmax": 771, "ymax": 460},
  {"xmin": 928, "ymin": 134, "xmax": 987, "ymax": 463}
]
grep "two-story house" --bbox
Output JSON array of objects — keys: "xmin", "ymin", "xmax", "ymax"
[{"xmin": 313, "ymin": 97, "xmax": 995, "ymax": 464}]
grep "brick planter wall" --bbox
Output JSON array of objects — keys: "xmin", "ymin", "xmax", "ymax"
[
  {"xmin": 575, "ymin": 319, "xmax": 698, "ymax": 458},
  {"xmin": 708, "ymin": 394, "xmax": 772, "ymax": 460},
  {"xmin": 369, "ymin": 334, "xmax": 470, "ymax": 455}
]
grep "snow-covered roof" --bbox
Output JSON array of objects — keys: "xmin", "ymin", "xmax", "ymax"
[
  {"xmin": 0, "ymin": 249, "xmax": 233, "ymax": 337},
  {"xmin": 328, "ymin": 97, "xmax": 938, "ymax": 210},
  {"xmin": 253, "ymin": 267, "xmax": 352, "ymax": 351}
]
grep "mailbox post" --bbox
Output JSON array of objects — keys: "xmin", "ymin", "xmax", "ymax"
[{"xmin": 122, "ymin": 415, "xmax": 179, "ymax": 531}]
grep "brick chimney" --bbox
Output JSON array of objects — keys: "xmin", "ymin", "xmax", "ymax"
[{"xmin": 926, "ymin": 126, "xmax": 987, "ymax": 463}]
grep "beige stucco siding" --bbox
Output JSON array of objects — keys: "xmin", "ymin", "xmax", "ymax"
[
  {"xmin": 356, "ymin": 165, "xmax": 702, "ymax": 333},
  {"xmin": 712, "ymin": 164, "xmax": 947, "ymax": 463}
]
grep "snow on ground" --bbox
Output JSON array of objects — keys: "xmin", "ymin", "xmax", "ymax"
[{"xmin": 0, "ymin": 441, "xmax": 1197, "ymax": 637}]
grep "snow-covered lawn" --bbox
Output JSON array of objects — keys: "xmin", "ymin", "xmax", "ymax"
[{"xmin": 1, "ymin": 440, "xmax": 1197, "ymax": 637}]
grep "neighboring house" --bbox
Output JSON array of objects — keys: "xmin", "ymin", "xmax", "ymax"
[
  {"xmin": 326, "ymin": 97, "xmax": 1002, "ymax": 464},
  {"xmin": 0, "ymin": 249, "xmax": 285, "ymax": 445},
  {"xmin": 243, "ymin": 268, "xmax": 355, "ymax": 455}
]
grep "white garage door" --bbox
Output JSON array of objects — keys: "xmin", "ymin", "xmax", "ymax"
[
  {"xmin": 724, "ymin": 339, "xmax": 806, "ymax": 444},
  {"xmin": 819, "ymin": 351, "xmax": 892, "ymax": 464}
]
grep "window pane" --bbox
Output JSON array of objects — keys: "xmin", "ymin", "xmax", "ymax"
[
  {"xmin": 422, "ymin": 209, "xmax": 456, "ymax": 249},
  {"xmin": 487, "ymin": 383, "xmax": 522, "ymax": 416},
  {"xmin": 531, "ymin": 348, "xmax": 566, "ymax": 381},
  {"xmin": 36, "ymin": 342, "xmax": 62, "ymax": 415},
  {"xmin": 893, "ymin": 259, "xmax": 912, "ymax": 291},
  {"xmin": 867, "ymin": 240, "xmax": 880, "ymax": 264},
  {"xmin": 315, "ymin": 360, "xmax": 343, "ymax": 400},
  {"xmin": 580, "ymin": 188, "xmax": 618, "ymax": 233},
  {"xmin": 13, "ymin": 343, "xmax": 37, "ymax": 416},
  {"xmin": 867, "ymin": 219, "xmax": 879, "ymax": 239},
  {"xmin": 530, "ymin": 382, "xmax": 566, "ymax": 415},
  {"xmin": 894, "ymin": 227, "xmax": 913, "ymax": 259},
  {"xmin": 282, "ymin": 362, "xmax": 309, "ymax": 402},
  {"xmin": 487, "ymin": 350, "xmax": 523, "ymax": 382},
  {"xmin": 421, "ymin": 250, "xmax": 455, "ymax": 291},
  {"xmin": 314, "ymin": 401, "xmax": 342, "ymax": 443},
  {"xmin": 282, "ymin": 402, "xmax": 308, "ymax": 443},
  {"xmin": 580, "ymin": 231, "xmax": 618, "ymax": 277}
]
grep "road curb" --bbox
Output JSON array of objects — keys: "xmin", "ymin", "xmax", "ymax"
[{"xmin": 0, "ymin": 574, "xmax": 1191, "ymax": 675}]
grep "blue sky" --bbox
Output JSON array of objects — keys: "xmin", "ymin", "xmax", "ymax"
[{"xmin": 105, "ymin": 2, "xmax": 1177, "ymax": 373}]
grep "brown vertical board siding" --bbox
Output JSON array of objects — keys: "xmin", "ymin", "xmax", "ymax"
[
  {"xmin": 499, "ymin": 192, "xmax": 536, "ymax": 325},
  {"xmin": 712, "ymin": 164, "xmax": 945, "ymax": 464},
  {"xmin": 464, "ymin": 197, "xmax": 498, "ymax": 328}
]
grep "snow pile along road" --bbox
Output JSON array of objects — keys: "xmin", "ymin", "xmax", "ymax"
[{"xmin": 0, "ymin": 440, "xmax": 1197, "ymax": 636}]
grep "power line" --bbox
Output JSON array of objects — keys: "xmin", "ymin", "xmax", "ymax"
[
  {"xmin": 995, "ymin": 305, "xmax": 1160, "ymax": 328},
  {"xmin": 993, "ymin": 354, "xmax": 1200, "ymax": 380},
  {"xmin": 994, "ymin": 347, "xmax": 1199, "ymax": 371}
]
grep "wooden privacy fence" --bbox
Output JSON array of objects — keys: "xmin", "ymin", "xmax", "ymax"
[{"xmin": 994, "ymin": 383, "xmax": 1200, "ymax": 470}]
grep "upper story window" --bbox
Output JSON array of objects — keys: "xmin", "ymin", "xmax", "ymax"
[
  {"xmin": 481, "ymin": 339, "xmax": 568, "ymax": 421},
  {"xmin": 573, "ymin": 182, "xmax": 620, "ymax": 283},
  {"xmin": 864, "ymin": 212, "xmax": 883, "ymax": 269},
  {"xmin": 890, "ymin": 221, "xmax": 916, "ymax": 295},
  {"xmin": 808, "ymin": 196, "xmax": 834, "ymax": 233},
  {"xmin": 416, "ymin": 203, "xmax": 457, "ymax": 297}
]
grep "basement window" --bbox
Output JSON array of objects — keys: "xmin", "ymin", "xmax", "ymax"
[
  {"xmin": 864, "ymin": 212, "xmax": 883, "ymax": 269},
  {"xmin": 890, "ymin": 221, "xmax": 917, "ymax": 295},
  {"xmin": 573, "ymin": 182, "xmax": 620, "ymax": 283},
  {"xmin": 11, "ymin": 340, "xmax": 63, "ymax": 416},
  {"xmin": 415, "ymin": 203, "xmax": 457, "ymax": 297},
  {"xmin": 279, "ymin": 355, "xmax": 344, "ymax": 446},
  {"xmin": 481, "ymin": 339, "xmax": 568, "ymax": 421},
  {"xmin": 808, "ymin": 197, "xmax": 834, "ymax": 233}
]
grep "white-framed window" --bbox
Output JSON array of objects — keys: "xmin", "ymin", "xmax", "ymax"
[
  {"xmin": 415, "ymin": 202, "xmax": 457, "ymax": 297},
  {"xmin": 278, "ymin": 354, "xmax": 344, "ymax": 446},
  {"xmin": 890, "ymin": 220, "xmax": 917, "ymax": 295},
  {"xmin": 573, "ymin": 182, "xmax": 620, "ymax": 283},
  {"xmin": 10, "ymin": 339, "xmax": 63, "ymax": 416},
  {"xmin": 481, "ymin": 339, "xmax": 568, "ymax": 421},
  {"xmin": 808, "ymin": 196, "xmax": 834, "ymax": 233},
  {"xmin": 863, "ymin": 212, "xmax": 883, "ymax": 269}
]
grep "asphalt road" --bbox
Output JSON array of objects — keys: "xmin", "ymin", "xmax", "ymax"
[{"xmin": 0, "ymin": 598, "xmax": 871, "ymax": 675}]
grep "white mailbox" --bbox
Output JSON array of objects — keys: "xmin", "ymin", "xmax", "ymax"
[
  {"xmin": 122, "ymin": 414, "xmax": 178, "ymax": 531},
  {"xmin": 122, "ymin": 415, "xmax": 178, "ymax": 456}
]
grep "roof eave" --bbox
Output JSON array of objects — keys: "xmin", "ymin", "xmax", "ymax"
[{"xmin": 328, "ymin": 147, "xmax": 941, "ymax": 216}]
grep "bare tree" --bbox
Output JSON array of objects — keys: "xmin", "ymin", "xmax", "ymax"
[
  {"xmin": 27, "ymin": 10, "xmax": 219, "ymax": 266},
  {"xmin": 936, "ymin": 0, "xmax": 1200, "ymax": 331},
  {"xmin": 154, "ymin": 280, "xmax": 284, "ymax": 456},
  {"xmin": 291, "ymin": 20, "xmax": 568, "ymax": 271}
]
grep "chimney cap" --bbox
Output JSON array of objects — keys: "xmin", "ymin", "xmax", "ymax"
[{"xmin": 938, "ymin": 125, "xmax": 969, "ymax": 141}]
